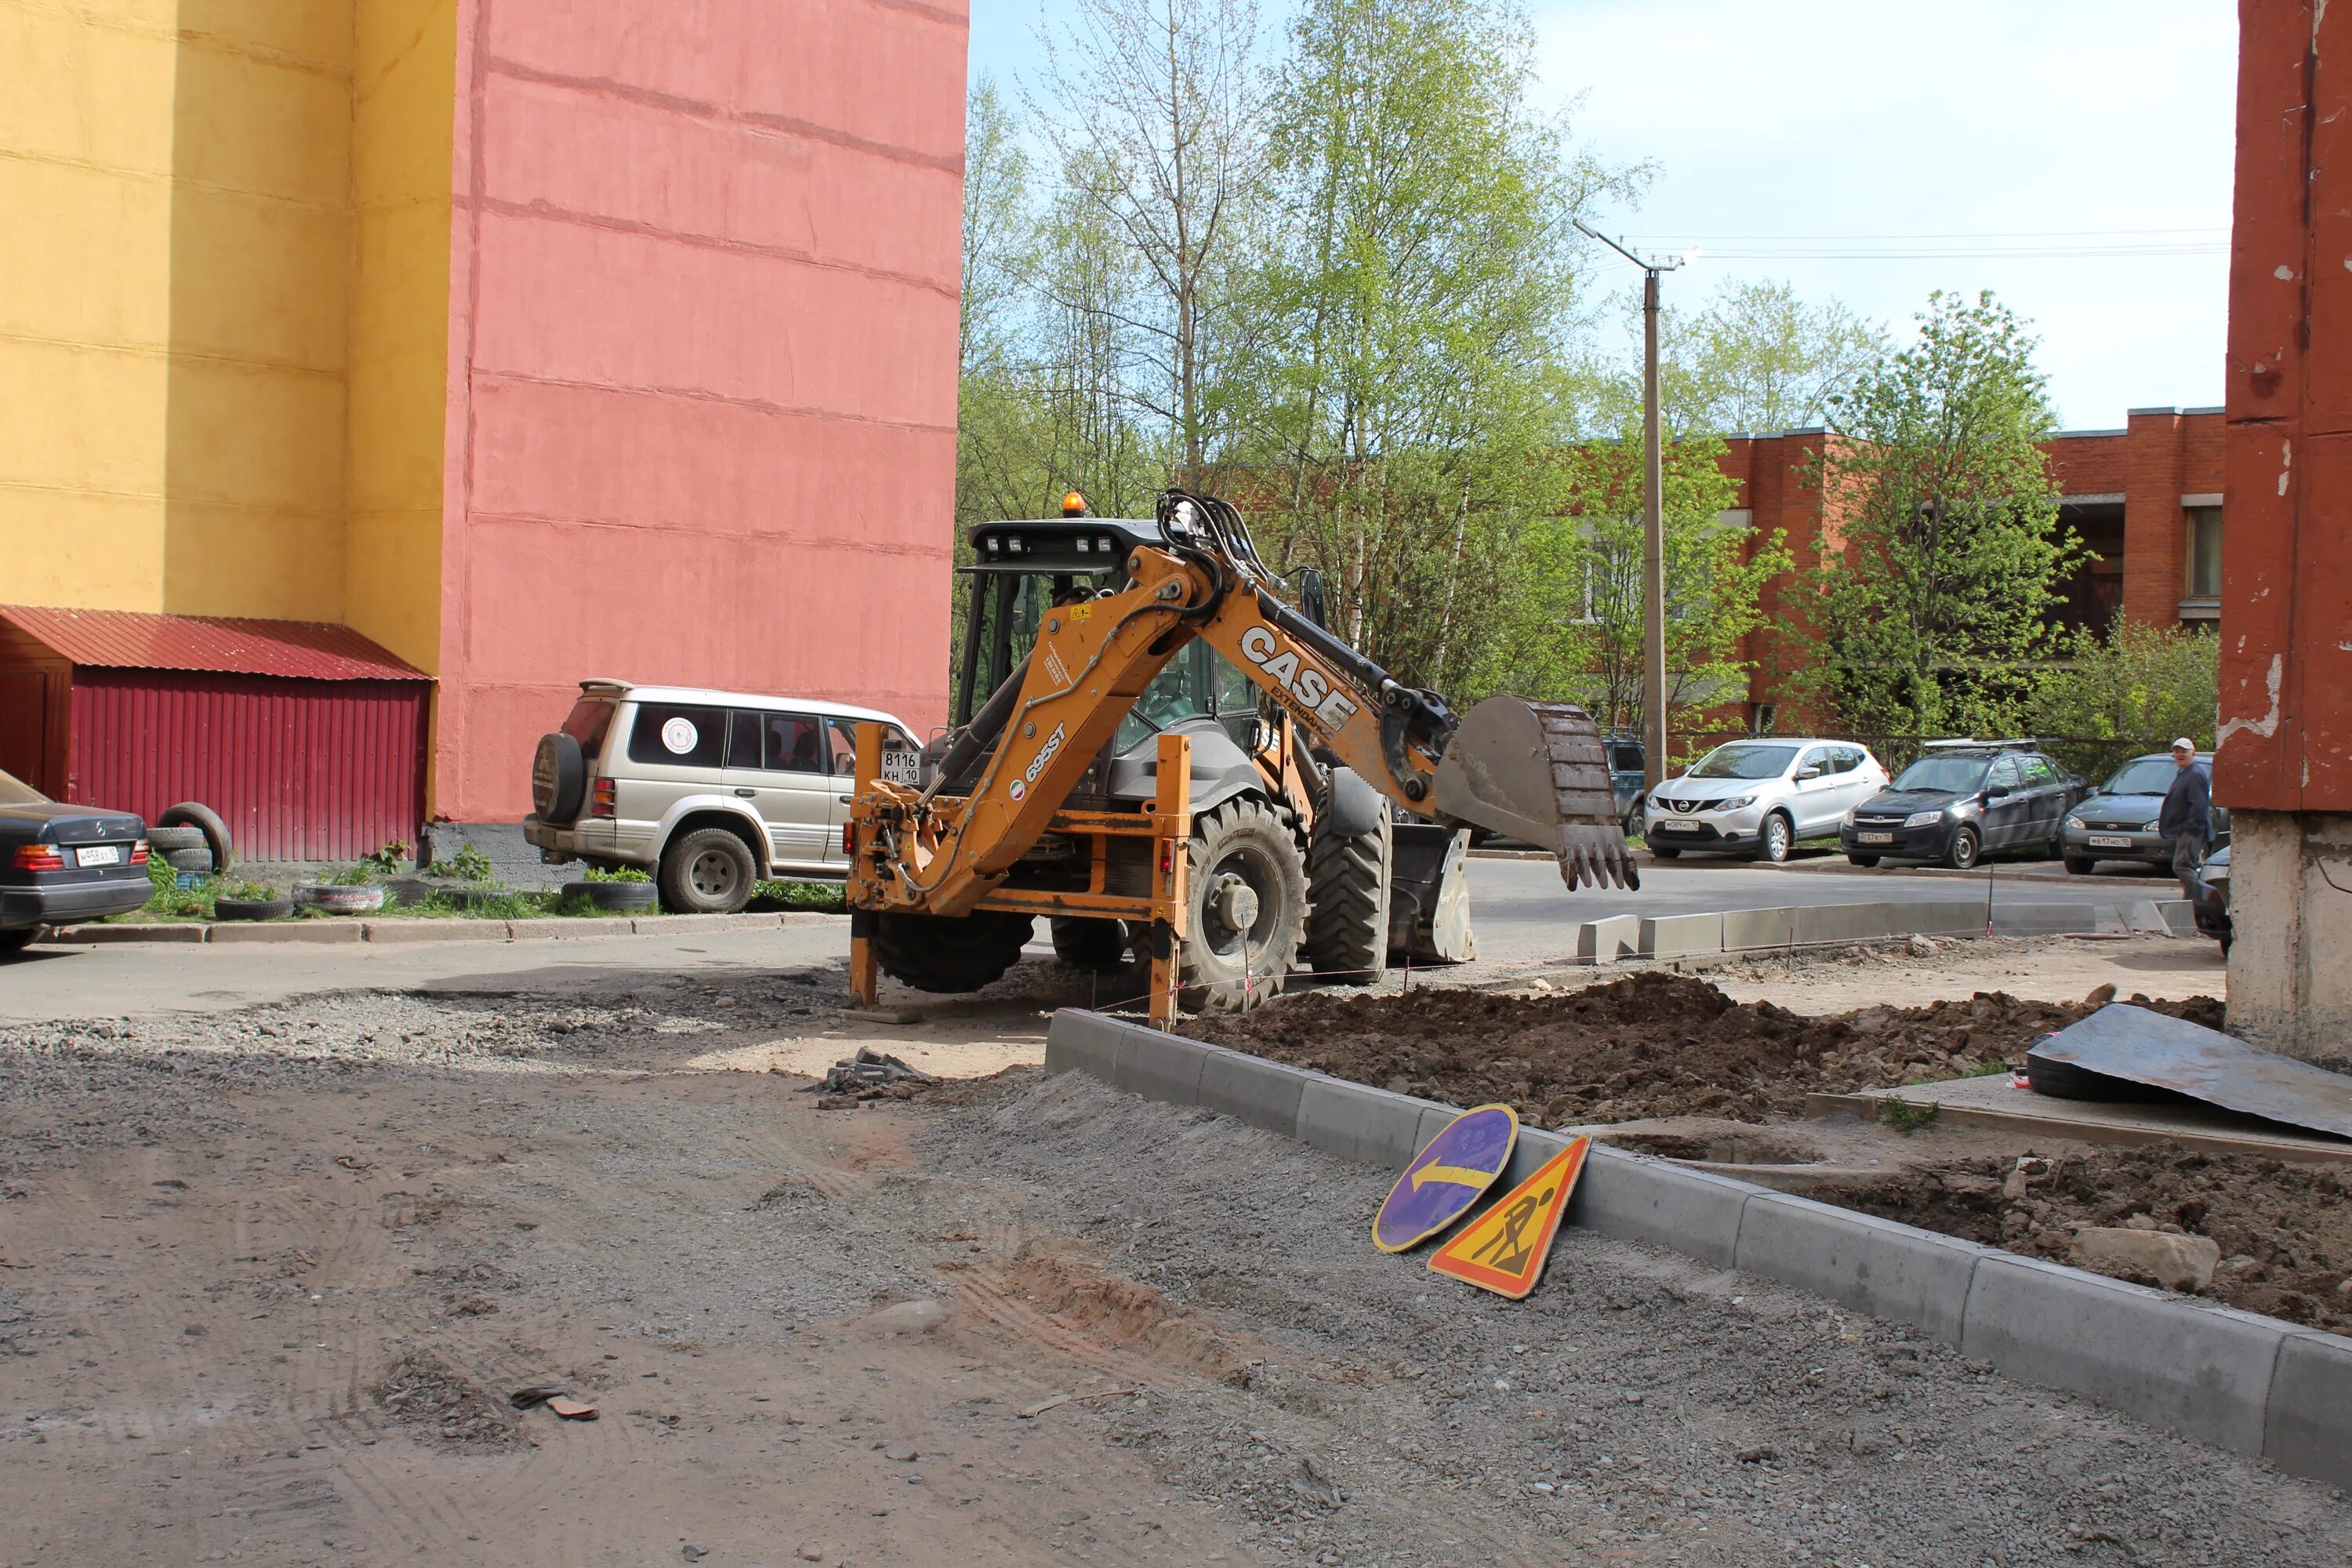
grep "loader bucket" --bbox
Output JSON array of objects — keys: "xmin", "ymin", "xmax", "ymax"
[{"xmin": 1432, "ymin": 698, "xmax": 1640, "ymax": 891}]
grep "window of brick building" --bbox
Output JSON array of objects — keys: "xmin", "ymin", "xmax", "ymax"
[{"xmin": 2184, "ymin": 506, "xmax": 2223, "ymax": 615}]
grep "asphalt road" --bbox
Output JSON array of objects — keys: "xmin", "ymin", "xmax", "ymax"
[
  {"xmin": 0, "ymin": 848, "xmax": 2183, "ymax": 1024},
  {"xmin": 1465, "ymin": 844, "xmax": 2177, "ymax": 966}
]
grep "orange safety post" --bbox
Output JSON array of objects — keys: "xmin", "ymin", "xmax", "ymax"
[
  {"xmin": 1146, "ymin": 731, "xmax": 1192, "ymax": 1027},
  {"xmin": 848, "ymin": 720, "xmax": 882, "ymax": 1008}
]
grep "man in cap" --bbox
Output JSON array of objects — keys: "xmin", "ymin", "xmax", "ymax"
[{"xmin": 2155, "ymin": 737, "xmax": 2213, "ymax": 903}]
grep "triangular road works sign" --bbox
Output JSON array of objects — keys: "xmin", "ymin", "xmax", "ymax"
[{"xmin": 1428, "ymin": 1135, "xmax": 1592, "ymax": 1299}]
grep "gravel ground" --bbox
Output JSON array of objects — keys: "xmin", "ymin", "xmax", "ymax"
[
  {"xmin": 2, "ymin": 973, "xmax": 2348, "ymax": 1567},
  {"xmin": 921, "ymin": 1074, "xmax": 2352, "ymax": 1568}
]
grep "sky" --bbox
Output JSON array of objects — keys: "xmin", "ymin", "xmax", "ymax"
[{"xmin": 965, "ymin": 0, "xmax": 2239, "ymax": 430}]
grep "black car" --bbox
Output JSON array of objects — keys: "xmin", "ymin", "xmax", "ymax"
[
  {"xmin": 2194, "ymin": 844, "xmax": 2232, "ymax": 952},
  {"xmin": 2060, "ymin": 752, "xmax": 2230, "ymax": 873},
  {"xmin": 1839, "ymin": 746, "xmax": 2086, "ymax": 870},
  {"xmin": 0, "ymin": 768, "xmax": 152, "ymax": 950}
]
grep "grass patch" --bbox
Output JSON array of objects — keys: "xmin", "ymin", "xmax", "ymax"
[
  {"xmin": 750, "ymin": 879, "xmax": 847, "ymax": 913},
  {"xmin": 1881, "ymin": 1098, "xmax": 1943, "ymax": 1135}
]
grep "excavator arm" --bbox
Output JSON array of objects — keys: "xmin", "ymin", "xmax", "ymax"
[{"xmin": 851, "ymin": 492, "xmax": 1637, "ymax": 921}]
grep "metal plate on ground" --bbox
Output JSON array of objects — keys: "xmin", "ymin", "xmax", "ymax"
[
  {"xmin": 1428, "ymin": 1135, "xmax": 1592, "ymax": 1299},
  {"xmin": 1373, "ymin": 1104, "xmax": 1519, "ymax": 1254},
  {"xmin": 2028, "ymin": 1004, "xmax": 2352, "ymax": 1141}
]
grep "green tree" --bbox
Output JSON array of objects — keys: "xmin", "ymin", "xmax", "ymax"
[
  {"xmin": 2026, "ymin": 622, "xmax": 2221, "ymax": 780},
  {"xmin": 1495, "ymin": 426, "xmax": 1790, "ymax": 735},
  {"xmin": 1240, "ymin": 0, "xmax": 1638, "ymax": 695},
  {"xmin": 1798, "ymin": 290, "xmax": 2082, "ymax": 739},
  {"xmin": 1668, "ymin": 280, "xmax": 1886, "ymax": 436},
  {"xmin": 1032, "ymin": 0, "xmax": 1268, "ymax": 487}
]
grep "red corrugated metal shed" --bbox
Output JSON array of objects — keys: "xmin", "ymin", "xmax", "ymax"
[
  {"xmin": 0, "ymin": 604, "xmax": 424, "ymax": 681},
  {"xmin": 0, "ymin": 606, "xmax": 432, "ymax": 862}
]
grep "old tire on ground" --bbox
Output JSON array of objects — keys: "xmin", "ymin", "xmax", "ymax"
[
  {"xmin": 1945, "ymin": 824, "xmax": 1981, "ymax": 871},
  {"xmin": 2063, "ymin": 855, "xmax": 2096, "ymax": 875},
  {"xmin": 563, "ymin": 880, "xmax": 659, "ymax": 913},
  {"xmin": 2024, "ymin": 1048, "xmax": 2164, "ymax": 1103},
  {"xmin": 157, "ymin": 802, "xmax": 232, "ymax": 875},
  {"xmin": 658, "ymin": 826, "xmax": 757, "ymax": 913},
  {"xmin": 1180, "ymin": 797, "xmax": 1308, "ymax": 1014},
  {"xmin": 214, "ymin": 897, "xmax": 293, "ymax": 921},
  {"xmin": 1755, "ymin": 811, "xmax": 1794, "ymax": 864},
  {"xmin": 532, "ymin": 734, "xmax": 586, "ymax": 823},
  {"xmin": 874, "ymin": 910, "xmax": 1034, "ymax": 993},
  {"xmin": 1050, "ymin": 916, "xmax": 1129, "ymax": 972},
  {"xmin": 0, "ymin": 927, "xmax": 38, "ymax": 953},
  {"xmin": 1847, "ymin": 853, "xmax": 1881, "ymax": 868},
  {"xmin": 165, "ymin": 847, "xmax": 215, "ymax": 874},
  {"xmin": 1303, "ymin": 814, "xmax": 1389, "ymax": 984},
  {"xmin": 146, "ymin": 825, "xmax": 208, "ymax": 855}
]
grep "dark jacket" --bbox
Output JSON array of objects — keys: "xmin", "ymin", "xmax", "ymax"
[{"xmin": 2158, "ymin": 764, "xmax": 2213, "ymax": 844}]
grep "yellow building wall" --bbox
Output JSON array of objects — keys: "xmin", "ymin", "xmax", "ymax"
[
  {"xmin": 0, "ymin": 0, "xmax": 450, "ymax": 663},
  {"xmin": 343, "ymin": 0, "xmax": 453, "ymax": 676}
]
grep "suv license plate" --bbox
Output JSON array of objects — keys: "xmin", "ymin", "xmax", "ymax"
[
  {"xmin": 1857, "ymin": 832, "xmax": 1894, "ymax": 844},
  {"xmin": 2087, "ymin": 835, "xmax": 2132, "ymax": 849},
  {"xmin": 880, "ymin": 750, "xmax": 921, "ymax": 786},
  {"xmin": 1657, "ymin": 821, "xmax": 1699, "ymax": 833}
]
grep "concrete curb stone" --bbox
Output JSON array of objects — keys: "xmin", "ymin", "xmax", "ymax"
[
  {"xmin": 1040, "ymin": 1006, "xmax": 2352, "ymax": 1486},
  {"xmin": 1720, "ymin": 905, "xmax": 1797, "ymax": 952},
  {"xmin": 1639, "ymin": 911, "xmax": 1723, "ymax": 959},
  {"xmin": 48, "ymin": 923, "xmax": 208, "ymax": 944},
  {"xmin": 1736, "ymin": 1192, "xmax": 1990, "ymax": 1343},
  {"xmin": 1198, "ymin": 1047, "xmax": 1309, "ymax": 1136},
  {"xmin": 209, "ymin": 920, "xmax": 363, "ymax": 944},
  {"xmin": 1958, "ymin": 1254, "xmax": 2288, "ymax": 1454},
  {"xmin": 2264, "ymin": 1330, "xmax": 2352, "ymax": 1489},
  {"xmin": 1297, "ymin": 1077, "xmax": 1438, "ymax": 1171},
  {"xmin": 503, "ymin": 916, "xmax": 635, "ymax": 940},
  {"xmin": 361, "ymin": 920, "xmax": 513, "ymax": 944}
]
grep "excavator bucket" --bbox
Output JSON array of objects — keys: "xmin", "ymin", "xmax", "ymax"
[{"xmin": 1432, "ymin": 698, "xmax": 1640, "ymax": 891}]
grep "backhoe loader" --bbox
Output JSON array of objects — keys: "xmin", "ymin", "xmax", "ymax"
[{"xmin": 843, "ymin": 489, "xmax": 1638, "ymax": 1023}]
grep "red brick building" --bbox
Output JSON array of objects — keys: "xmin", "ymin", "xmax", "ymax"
[{"xmin": 1716, "ymin": 408, "xmax": 2227, "ymax": 726}]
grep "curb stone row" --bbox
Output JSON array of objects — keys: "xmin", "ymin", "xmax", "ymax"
[
  {"xmin": 43, "ymin": 910, "xmax": 849, "ymax": 946},
  {"xmin": 1044, "ymin": 1007, "xmax": 2352, "ymax": 1490}
]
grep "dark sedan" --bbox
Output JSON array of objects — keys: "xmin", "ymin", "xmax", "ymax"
[
  {"xmin": 2061, "ymin": 752, "xmax": 2229, "ymax": 874},
  {"xmin": 0, "ymin": 768, "xmax": 152, "ymax": 950},
  {"xmin": 1840, "ymin": 746, "xmax": 2086, "ymax": 870}
]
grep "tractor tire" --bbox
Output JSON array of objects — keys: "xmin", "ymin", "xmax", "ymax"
[
  {"xmin": 1050, "ymin": 915, "xmax": 1130, "ymax": 972},
  {"xmin": 873, "ymin": 910, "xmax": 1034, "ymax": 993},
  {"xmin": 1303, "ymin": 812, "xmax": 1389, "ymax": 985},
  {"xmin": 657, "ymin": 826, "xmax": 757, "ymax": 913},
  {"xmin": 1178, "ymin": 797, "xmax": 1308, "ymax": 1014}
]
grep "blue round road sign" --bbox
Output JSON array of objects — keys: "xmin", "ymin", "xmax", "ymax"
[{"xmin": 1372, "ymin": 1103, "xmax": 1519, "ymax": 1254}]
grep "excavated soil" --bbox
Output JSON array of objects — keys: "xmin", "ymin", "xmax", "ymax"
[
  {"xmin": 1824, "ymin": 1147, "xmax": 2352, "ymax": 1330},
  {"xmin": 1183, "ymin": 971, "xmax": 2227, "ymax": 1127}
]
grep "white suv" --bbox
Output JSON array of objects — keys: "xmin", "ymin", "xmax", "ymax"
[
  {"xmin": 524, "ymin": 681, "xmax": 921, "ymax": 912},
  {"xmin": 1641, "ymin": 738, "xmax": 1889, "ymax": 863}
]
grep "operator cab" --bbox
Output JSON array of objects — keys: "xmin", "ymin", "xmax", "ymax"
[{"xmin": 954, "ymin": 510, "xmax": 1262, "ymax": 768}]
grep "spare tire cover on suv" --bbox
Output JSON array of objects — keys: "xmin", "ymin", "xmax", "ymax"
[{"xmin": 533, "ymin": 733, "xmax": 586, "ymax": 822}]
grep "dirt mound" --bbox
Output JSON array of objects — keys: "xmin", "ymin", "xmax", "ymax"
[
  {"xmin": 1182, "ymin": 973, "xmax": 2224, "ymax": 1126},
  {"xmin": 1823, "ymin": 1148, "xmax": 2352, "ymax": 1330}
]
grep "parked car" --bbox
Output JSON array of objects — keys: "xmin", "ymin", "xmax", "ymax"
[
  {"xmin": 1839, "ymin": 745, "xmax": 2087, "ymax": 870},
  {"xmin": 0, "ymin": 768, "xmax": 152, "ymax": 950},
  {"xmin": 2060, "ymin": 752, "xmax": 2229, "ymax": 874},
  {"xmin": 1641, "ymin": 739, "xmax": 1889, "ymax": 863},
  {"xmin": 523, "ymin": 681, "xmax": 923, "ymax": 913},
  {"xmin": 2195, "ymin": 843, "xmax": 2232, "ymax": 952},
  {"xmin": 1604, "ymin": 735, "xmax": 1647, "ymax": 836}
]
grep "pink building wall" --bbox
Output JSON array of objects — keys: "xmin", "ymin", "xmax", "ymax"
[{"xmin": 435, "ymin": 0, "xmax": 967, "ymax": 821}]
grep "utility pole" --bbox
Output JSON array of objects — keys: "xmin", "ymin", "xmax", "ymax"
[{"xmin": 1574, "ymin": 222, "xmax": 1688, "ymax": 793}]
